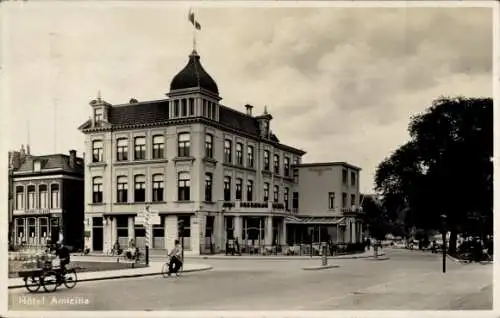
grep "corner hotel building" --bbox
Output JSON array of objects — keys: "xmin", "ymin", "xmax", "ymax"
[{"xmin": 80, "ymin": 49, "xmax": 363, "ymax": 255}]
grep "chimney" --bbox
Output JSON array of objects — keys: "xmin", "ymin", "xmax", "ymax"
[
  {"xmin": 245, "ymin": 104, "xmax": 253, "ymax": 116},
  {"xmin": 69, "ymin": 150, "xmax": 77, "ymax": 168},
  {"xmin": 26, "ymin": 145, "xmax": 31, "ymax": 156}
]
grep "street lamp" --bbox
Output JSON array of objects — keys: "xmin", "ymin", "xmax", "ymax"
[
  {"xmin": 440, "ymin": 214, "xmax": 447, "ymax": 273},
  {"xmin": 309, "ymin": 227, "xmax": 314, "ymax": 257}
]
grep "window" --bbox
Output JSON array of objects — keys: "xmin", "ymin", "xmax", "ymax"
[
  {"xmin": 202, "ymin": 100, "xmax": 207, "ymax": 117},
  {"xmin": 92, "ymin": 177, "xmax": 103, "ymax": 203},
  {"xmin": 236, "ymin": 143, "xmax": 243, "ymax": 165},
  {"xmin": 181, "ymin": 99, "xmax": 187, "ymax": 117},
  {"xmin": 263, "ymin": 150, "xmax": 270, "ymax": 171},
  {"xmin": 178, "ymin": 172, "xmax": 190, "ymax": 201},
  {"xmin": 235, "ymin": 178, "xmax": 242, "ymax": 200},
  {"xmin": 152, "ymin": 135, "xmax": 165, "ymax": 159},
  {"xmin": 34, "ymin": 161, "xmax": 41, "ymax": 172},
  {"xmin": 273, "ymin": 154, "xmax": 280, "ymax": 174},
  {"xmin": 351, "ymin": 171, "xmax": 356, "ymax": 186},
  {"xmin": 284, "ymin": 187, "xmax": 289, "ymax": 210},
  {"xmin": 342, "ymin": 192, "xmax": 348, "ymax": 208},
  {"xmin": 247, "ymin": 145, "xmax": 254, "ymax": 168},
  {"xmin": 224, "ymin": 139, "xmax": 232, "ymax": 163},
  {"xmin": 92, "ymin": 140, "xmax": 103, "ymax": 162},
  {"xmin": 293, "ymin": 157, "xmax": 299, "ymax": 165},
  {"xmin": 15, "ymin": 186, "xmax": 24, "ymax": 210},
  {"xmin": 94, "ymin": 108, "xmax": 103, "ymax": 122},
  {"xmin": 246, "ymin": 180, "xmax": 253, "ymax": 201},
  {"xmin": 134, "ymin": 175, "xmax": 146, "ymax": 202},
  {"xmin": 351, "ymin": 194, "xmax": 356, "ymax": 207},
  {"xmin": 263, "ymin": 182, "xmax": 269, "ymax": 202},
  {"xmin": 224, "ymin": 176, "xmax": 231, "ymax": 201},
  {"xmin": 292, "ymin": 192, "xmax": 299, "ymax": 210},
  {"xmin": 134, "ymin": 137, "xmax": 146, "ymax": 160},
  {"xmin": 152, "ymin": 174, "xmax": 164, "ymax": 202},
  {"xmin": 204, "ymin": 173, "xmax": 213, "ymax": 202},
  {"xmin": 174, "ymin": 100, "xmax": 179, "ymax": 117},
  {"xmin": 328, "ymin": 192, "xmax": 335, "ymax": 209},
  {"xmin": 205, "ymin": 134, "xmax": 213, "ymax": 158},
  {"xmin": 225, "ymin": 216, "xmax": 234, "ymax": 240},
  {"xmin": 50, "ymin": 184, "xmax": 60, "ymax": 209},
  {"xmin": 189, "ymin": 98, "xmax": 195, "ymax": 116},
  {"xmin": 116, "ymin": 138, "xmax": 128, "ymax": 161},
  {"xmin": 342, "ymin": 169, "xmax": 348, "ymax": 184},
  {"xmin": 178, "ymin": 133, "xmax": 190, "ymax": 157},
  {"xmin": 273, "ymin": 185, "xmax": 279, "ymax": 202},
  {"xmin": 27, "ymin": 185, "xmax": 35, "ymax": 209},
  {"xmin": 284, "ymin": 157, "xmax": 290, "ymax": 177},
  {"xmin": 117, "ymin": 176, "xmax": 128, "ymax": 203}
]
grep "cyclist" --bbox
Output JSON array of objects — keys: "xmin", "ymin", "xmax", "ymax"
[
  {"xmin": 54, "ymin": 242, "xmax": 71, "ymax": 284},
  {"xmin": 167, "ymin": 239, "xmax": 183, "ymax": 276}
]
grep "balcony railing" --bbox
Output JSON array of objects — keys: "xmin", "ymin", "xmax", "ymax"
[{"xmin": 220, "ymin": 201, "xmax": 287, "ymax": 213}]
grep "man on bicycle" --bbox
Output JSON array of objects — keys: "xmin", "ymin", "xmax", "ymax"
[
  {"xmin": 54, "ymin": 242, "xmax": 71, "ymax": 284},
  {"xmin": 167, "ymin": 239, "xmax": 183, "ymax": 276}
]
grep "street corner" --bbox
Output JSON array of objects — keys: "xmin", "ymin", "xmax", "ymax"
[{"xmin": 302, "ymin": 264, "xmax": 340, "ymax": 271}]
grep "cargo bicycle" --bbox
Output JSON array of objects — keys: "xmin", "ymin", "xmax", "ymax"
[{"xmin": 18, "ymin": 259, "xmax": 78, "ymax": 293}]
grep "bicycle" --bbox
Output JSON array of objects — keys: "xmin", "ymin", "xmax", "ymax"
[
  {"xmin": 41, "ymin": 266, "xmax": 78, "ymax": 292},
  {"xmin": 161, "ymin": 256, "xmax": 182, "ymax": 278}
]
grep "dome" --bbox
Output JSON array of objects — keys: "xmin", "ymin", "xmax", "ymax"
[{"xmin": 169, "ymin": 50, "xmax": 219, "ymax": 95}]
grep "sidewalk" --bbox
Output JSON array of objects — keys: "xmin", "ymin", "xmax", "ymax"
[
  {"xmin": 76, "ymin": 250, "xmax": 383, "ymax": 261},
  {"xmin": 8, "ymin": 261, "xmax": 212, "ymax": 289}
]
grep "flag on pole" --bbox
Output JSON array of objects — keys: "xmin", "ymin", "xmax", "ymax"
[{"xmin": 188, "ymin": 8, "xmax": 201, "ymax": 30}]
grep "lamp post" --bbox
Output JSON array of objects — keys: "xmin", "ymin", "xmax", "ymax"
[
  {"xmin": 309, "ymin": 227, "xmax": 314, "ymax": 257},
  {"xmin": 440, "ymin": 214, "xmax": 447, "ymax": 273}
]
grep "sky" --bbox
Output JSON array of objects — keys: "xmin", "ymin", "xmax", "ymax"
[{"xmin": 1, "ymin": 2, "xmax": 494, "ymax": 194}]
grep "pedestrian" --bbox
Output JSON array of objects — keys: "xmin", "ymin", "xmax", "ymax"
[{"xmin": 235, "ymin": 237, "xmax": 241, "ymax": 256}]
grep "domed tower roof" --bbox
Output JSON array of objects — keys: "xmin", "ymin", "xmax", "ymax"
[{"xmin": 169, "ymin": 50, "xmax": 219, "ymax": 95}]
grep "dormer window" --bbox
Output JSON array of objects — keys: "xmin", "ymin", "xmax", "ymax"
[
  {"xmin": 33, "ymin": 161, "xmax": 41, "ymax": 172},
  {"xmin": 94, "ymin": 108, "xmax": 103, "ymax": 122}
]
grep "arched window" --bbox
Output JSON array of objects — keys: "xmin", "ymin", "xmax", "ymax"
[
  {"xmin": 177, "ymin": 133, "xmax": 191, "ymax": 157},
  {"xmin": 50, "ymin": 184, "xmax": 60, "ymax": 209},
  {"xmin": 152, "ymin": 174, "xmax": 164, "ymax": 202},
  {"xmin": 15, "ymin": 186, "xmax": 24, "ymax": 210},
  {"xmin": 116, "ymin": 138, "xmax": 128, "ymax": 161},
  {"xmin": 178, "ymin": 172, "xmax": 190, "ymax": 201},
  {"xmin": 117, "ymin": 176, "xmax": 128, "ymax": 203},
  {"xmin": 134, "ymin": 175, "xmax": 146, "ymax": 202},
  {"xmin": 92, "ymin": 140, "xmax": 103, "ymax": 162},
  {"xmin": 224, "ymin": 176, "xmax": 231, "ymax": 201},
  {"xmin": 27, "ymin": 185, "xmax": 35, "ymax": 209},
  {"xmin": 92, "ymin": 177, "xmax": 103, "ymax": 203},
  {"xmin": 39, "ymin": 184, "xmax": 48, "ymax": 209},
  {"xmin": 152, "ymin": 135, "xmax": 165, "ymax": 159}
]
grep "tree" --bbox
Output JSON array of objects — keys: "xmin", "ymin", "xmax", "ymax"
[
  {"xmin": 375, "ymin": 96, "xmax": 493, "ymax": 254},
  {"xmin": 361, "ymin": 195, "xmax": 390, "ymax": 241}
]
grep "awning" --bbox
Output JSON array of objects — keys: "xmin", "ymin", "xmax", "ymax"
[{"xmin": 285, "ymin": 216, "xmax": 346, "ymax": 225}]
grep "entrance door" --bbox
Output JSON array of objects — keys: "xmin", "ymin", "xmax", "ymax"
[{"xmin": 92, "ymin": 227, "xmax": 103, "ymax": 251}]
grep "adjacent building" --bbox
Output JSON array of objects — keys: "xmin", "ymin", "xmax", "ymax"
[
  {"xmin": 79, "ymin": 49, "xmax": 363, "ymax": 255},
  {"xmin": 9, "ymin": 147, "xmax": 85, "ymax": 250}
]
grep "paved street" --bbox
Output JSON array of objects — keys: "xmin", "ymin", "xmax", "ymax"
[{"xmin": 8, "ymin": 249, "xmax": 492, "ymax": 311}]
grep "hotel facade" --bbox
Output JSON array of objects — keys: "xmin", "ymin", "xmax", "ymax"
[{"xmin": 79, "ymin": 50, "xmax": 363, "ymax": 255}]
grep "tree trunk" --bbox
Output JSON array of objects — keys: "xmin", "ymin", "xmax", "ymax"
[{"xmin": 448, "ymin": 229, "xmax": 457, "ymax": 255}]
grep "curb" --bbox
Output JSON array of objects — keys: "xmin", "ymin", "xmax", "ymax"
[
  {"xmin": 302, "ymin": 264, "xmax": 340, "ymax": 271},
  {"xmin": 365, "ymin": 257, "xmax": 390, "ymax": 261},
  {"xmin": 8, "ymin": 266, "xmax": 213, "ymax": 289},
  {"xmin": 76, "ymin": 253, "xmax": 383, "ymax": 261}
]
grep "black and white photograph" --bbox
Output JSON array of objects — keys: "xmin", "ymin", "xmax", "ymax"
[{"xmin": 2, "ymin": 0, "xmax": 496, "ymax": 315}]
